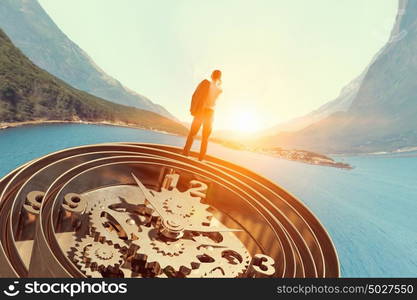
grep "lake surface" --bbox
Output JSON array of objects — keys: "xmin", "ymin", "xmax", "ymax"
[{"xmin": 1, "ymin": 123, "xmax": 416, "ymax": 277}]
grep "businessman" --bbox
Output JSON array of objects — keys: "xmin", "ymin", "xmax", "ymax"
[{"xmin": 183, "ymin": 70, "xmax": 223, "ymax": 161}]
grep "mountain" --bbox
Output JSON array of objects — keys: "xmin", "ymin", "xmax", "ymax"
[
  {"xmin": 261, "ymin": 73, "xmax": 364, "ymax": 135},
  {"xmin": 0, "ymin": 0, "xmax": 175, "ymax": 120},
  {"xmin": 263, "ymin": 0, "xmax": 417, "ymax": 154},
  {"xmin": 0, "ymin": 29, "xmax": 187, "ymax": 135},
  {"xmin": 262, "ymin": 19, "xmax": 392, "ymax": 137}
]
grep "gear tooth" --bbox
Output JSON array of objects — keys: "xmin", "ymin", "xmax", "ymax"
[
  {"xmin": 70, "ymin": 235, "xmax": 125, "ymax": 277},
  {"xmin": 178, "ymin": 265, "xmax": 192, "ymax": 277},
  {"xmin": 127, "ymin": 243, "xmax": 139, "ymax": 256}
]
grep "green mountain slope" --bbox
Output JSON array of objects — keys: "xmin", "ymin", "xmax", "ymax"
[
  {"xmin": 0, "ymin": 29, "xmax": 187, "ymax": 135},
  {"xmin": 0, "ymin": 0, "xmax": 175, "ymax": 120}
]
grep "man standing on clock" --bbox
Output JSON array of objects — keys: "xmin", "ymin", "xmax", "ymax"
[{"xmin": 183, "ymin": 70, "xmax": 223, "ymax": 161}]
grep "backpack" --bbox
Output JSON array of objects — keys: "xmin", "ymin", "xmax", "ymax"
[{"xmin": 190, "ymin": 79, "xmax": 210, "ymax": 116}]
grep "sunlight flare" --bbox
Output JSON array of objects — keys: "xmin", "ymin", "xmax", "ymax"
[{"xmin": 228, "ymin": 109, "xmax": 262, "ymax": 134}]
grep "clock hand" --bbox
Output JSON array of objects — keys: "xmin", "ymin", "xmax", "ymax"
[
  {"xmin": 131, "ymin": 172, "xmax": 169, "ymax": 220},
  {"xmin": 184, "ymin": 224, "xmax": 242, "ymax": 233}
]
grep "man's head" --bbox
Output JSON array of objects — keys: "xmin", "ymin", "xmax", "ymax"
[{"xmin": 211, "ymin": 70, "xmax": 222, "ymax": 81}]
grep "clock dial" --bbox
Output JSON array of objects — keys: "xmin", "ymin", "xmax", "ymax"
[{"xmin": 0, "ymin": 143, "xmax": 339, "ymax": 278}]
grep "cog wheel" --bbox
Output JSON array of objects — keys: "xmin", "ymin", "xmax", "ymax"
[
  {"xmin": 191, "ymin": 232, "xmax": 251, "ymax": 278},
  {"xmin": 70, "ymin": 236, "xmax": 125, "ymax": 277},
  {"xmin": 132, "ymin": 226, "xmax": 250, "ymax": 278},
  {"xmin": 89, "ymin": 198, "xmax": 145, "ymax": 247},
  {"xmin": 153, "ymin": 187, "xmax": 213, "ymax": 226},
  {"xmin": 150, "ymin": 239, "xmax": 186, "ymax": 256},
  {"xmin": 132, "ymin": 226, "xmax": 201, "ymax": 276}
]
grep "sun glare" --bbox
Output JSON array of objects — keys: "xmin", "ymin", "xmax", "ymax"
[{"xmin": 228, "ymin": 109, "xmax": 262, "ymax": 134}]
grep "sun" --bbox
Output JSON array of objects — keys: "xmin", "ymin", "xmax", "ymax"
[{"xmin": 229, "ymin": 109, "xmax": 262, "ymax": 134}]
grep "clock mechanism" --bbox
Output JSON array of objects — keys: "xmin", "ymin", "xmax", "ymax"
[
  {"xmin": 65, "ymin": 174, "xmax": 251, "ymax": 278},
  {"xmin": 0, "ymin": 143, "xmax": 339, "ymax": 278}
]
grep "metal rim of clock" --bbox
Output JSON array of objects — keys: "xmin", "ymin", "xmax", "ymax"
[{"xmin": 0, "ymin": 143, "xmax": 339, "ymax": 278}]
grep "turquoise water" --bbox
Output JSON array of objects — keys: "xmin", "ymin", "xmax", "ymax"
[{"xmin": 1, "ymin": 124, "xmax": 416, "ymax": 277}]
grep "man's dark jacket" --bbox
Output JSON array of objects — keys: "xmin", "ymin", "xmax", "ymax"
[{"xmin": 190, "ymin": 79, "xmax": 210, "ymax": 116}]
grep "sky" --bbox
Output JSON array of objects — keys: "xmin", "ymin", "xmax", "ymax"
[{"xmin": 38, "ymin": 0, "xmax": 397, "ymax": 132}]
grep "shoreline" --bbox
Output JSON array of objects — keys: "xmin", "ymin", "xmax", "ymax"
[
  {"xmin": 0, "ymin": 119, "xmax": 180, "ymax": 136},
  {"xmin": 331, "ymin": 146, "xmax": 417, "ymax": 157},
  {"xmin": 211, "ymin": 138, "xmax": 353, "ymax": 170},
  {"xmin": 253, "ymin": 150, "xmax": 353, "ymax": 170}
]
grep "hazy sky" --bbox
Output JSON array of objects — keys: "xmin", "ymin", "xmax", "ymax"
[{"xmin": 39, "ymin": 0, "xmax": 397, "ymax": 132}]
